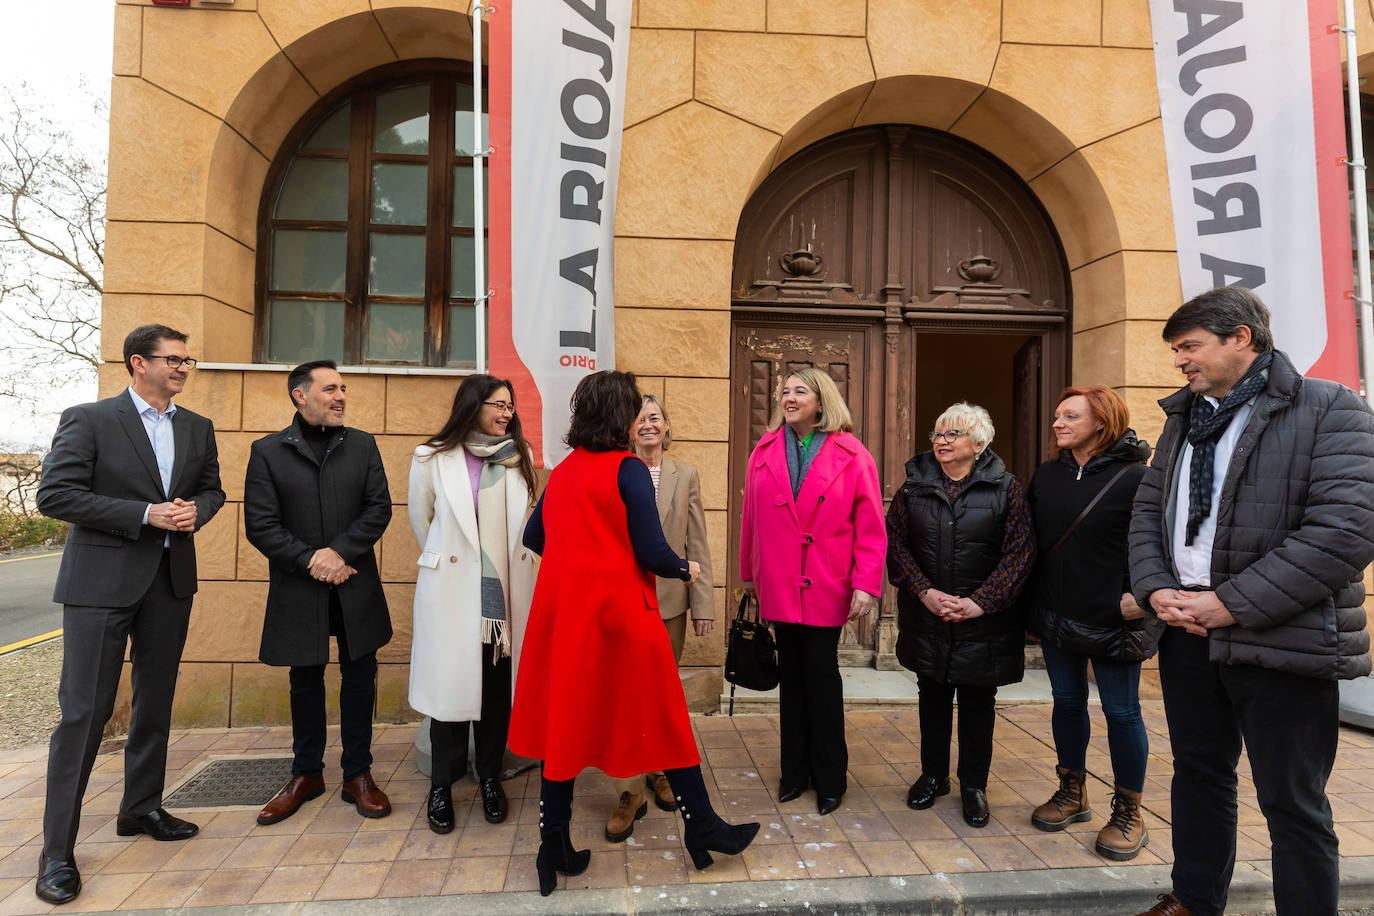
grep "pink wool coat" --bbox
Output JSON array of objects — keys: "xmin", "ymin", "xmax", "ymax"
[{"xmin": 739, "ymin": 429, "xmax": 887, "ymax": 626}]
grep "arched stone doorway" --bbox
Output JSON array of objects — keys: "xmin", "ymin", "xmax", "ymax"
[{"xmin": 729, "ymin": 125, "xmax": 1071, "ymax": 666}]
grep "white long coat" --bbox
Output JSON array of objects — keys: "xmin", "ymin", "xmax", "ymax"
[{"xmin": 407, "ymin": 444, "xmax": 537, "ymax": 722}]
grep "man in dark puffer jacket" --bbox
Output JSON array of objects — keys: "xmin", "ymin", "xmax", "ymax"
[{"xmin": 1128, "ymin": 287, "xmax": 1374, "ymax": 916}]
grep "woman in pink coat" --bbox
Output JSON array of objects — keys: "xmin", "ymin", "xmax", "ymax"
[{"xmin": 739, "ymin": 367, "xmax": 886, "ymax": 815}]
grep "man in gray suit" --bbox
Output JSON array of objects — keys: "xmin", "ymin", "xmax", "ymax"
[{"xmin": 34, "ymin": 324, "xmax": 225, "ymax": 905}]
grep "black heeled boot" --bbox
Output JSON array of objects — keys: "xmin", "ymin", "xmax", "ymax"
[
  {"xmin": 536, "ymin": 773, "xmax": 589, "ymax": 897},
  {"xmin": 664, "ymin": 765, "xmax": 760, "ymax": 870}
]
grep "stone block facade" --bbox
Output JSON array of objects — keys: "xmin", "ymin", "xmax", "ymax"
[{"xmin": 101, "ymin": 0, "xmax": 1370, "ymax": 726}]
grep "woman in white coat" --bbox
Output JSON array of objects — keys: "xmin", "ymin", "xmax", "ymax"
[{"xmin": 408, "ymin": 374, "xmax": 538, "ymax": 835}]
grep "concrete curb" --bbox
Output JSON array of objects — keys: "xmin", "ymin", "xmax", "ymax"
[{"xmin": 110, "ymin": 855, "xmax": 1374, "ymax": 915}]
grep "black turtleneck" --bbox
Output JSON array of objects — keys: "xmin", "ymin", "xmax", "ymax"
[{"xmin": 295, "ymin": 412, "xmax": 335, "ymax": 462}]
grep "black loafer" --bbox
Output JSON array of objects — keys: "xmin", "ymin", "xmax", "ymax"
[
  {"xmin": 480, "ymin": 777, "xmax": 508, "ymax": 824},
  {"xmin": 115, "ymin": 808, "xmax": 199, "ymax": 841},
  {"xmin": 427, "ymin": 785, "xmax": 455, "ymax": 834},
  {"xmin": 906, "ymin": 775, "xmax": 951, "ymax": 810},
  {"xmin": 777, "ymin": 782, "xmax": 806, "ymax": 804},
  {"xmin": 35, "ymin": 854, "xmax": 81, "ymax": 904},
  {"xmin": 961, "ymin": 787, "xmax": 989, "ymax": 828},
  {"xmin": 816, "ymin": 794, "xmax": 843, "ymax": 816}
]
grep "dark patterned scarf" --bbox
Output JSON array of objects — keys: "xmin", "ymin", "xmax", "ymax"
[{"xmin": 1183, "ymin": 350, "xmax": 1273, "ymax": 545}]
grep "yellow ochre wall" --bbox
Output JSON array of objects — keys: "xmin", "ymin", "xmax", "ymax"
[{"xmin": 104, "ymin": 0, "xmax": 1372, "ymax": 727}]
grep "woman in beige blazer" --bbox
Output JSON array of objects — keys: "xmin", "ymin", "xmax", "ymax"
[{"xmin": 603, "ymin": 394, "xmax": 715, "ymax": 842}]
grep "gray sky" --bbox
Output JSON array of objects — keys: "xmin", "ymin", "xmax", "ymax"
[{"xmin": 1, "ymin": 0, "xmax": 113, "ymax": 450}]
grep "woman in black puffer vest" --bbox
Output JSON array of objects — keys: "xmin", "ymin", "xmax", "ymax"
[
  {"xmin": 1025, "ymin": 385, "xmax": 1158, "ymax": 862},
  {"xmin": 887, "ymin": 402, "xmax": 1034, "ymax": 829}
]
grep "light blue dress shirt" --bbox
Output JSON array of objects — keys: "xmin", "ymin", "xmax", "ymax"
[{"xmin": 128, "ymin": 386, "xmax": 177, "ymax": 542}]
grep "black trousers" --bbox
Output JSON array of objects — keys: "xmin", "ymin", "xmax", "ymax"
[
  {"xmin": 43, "ymin": 551, "xmax": 192, "ymax": 861},
  {"xmin": 429, "ymin": 646, "xmax": 511, "ymax": 787},
  {"xmin": 916, "ymin": 676, "xmax": 997, "ymax": 790},
  {"xmin": 774, "ymin": 622, "xmax": 846, "ymax": 796},
  {"xmin": 1159, "ymin": 629, "xmax": 1339, "ymax": 916},
  {"xmin": 288, "ymin": 595, "xmax": 377, "ymax": 780}
]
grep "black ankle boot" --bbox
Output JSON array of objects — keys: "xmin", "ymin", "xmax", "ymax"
[
  {"xmin": 535, "ymin": 826, "xmax": 590, "ymax": 896},
  {"xmin": 664, "ymin": 765, "xmax": 760, "ymax": 870}
]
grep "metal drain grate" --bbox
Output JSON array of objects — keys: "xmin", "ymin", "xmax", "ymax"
[{"xmin": 163, "ymin": 757, "xmax": 293, "ymax": 808}]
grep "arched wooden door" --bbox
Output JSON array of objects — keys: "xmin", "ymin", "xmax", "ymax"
[{"xmin": 729, "ymin": 125, "xmax": 1070, "ymax": 667}]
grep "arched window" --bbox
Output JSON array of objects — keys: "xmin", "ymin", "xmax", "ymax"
[{"xmin": 255, "ymin": 62, "xmax": 487, "ymax": 367}]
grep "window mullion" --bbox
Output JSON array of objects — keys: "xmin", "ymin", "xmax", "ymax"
[{"xmin": 344, "ymin": 92, "xmax": 371, "ymax": 366}]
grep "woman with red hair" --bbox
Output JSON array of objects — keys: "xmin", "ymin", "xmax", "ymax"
[{"xmin": 1025, "ymin": 386, "xmax": 1158, "ymax": 861}]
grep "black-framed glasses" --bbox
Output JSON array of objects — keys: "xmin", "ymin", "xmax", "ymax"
[
  {"xmin": 138, "ymin": 354, "xmax": 197, "ymax": 370},
  {"xmin": 482, "ymin": 400, "xmax": 515, "ymax": 414},
  {"xmin": 929, "ymin": 429, "xmax": 967, "ymax": 443}
]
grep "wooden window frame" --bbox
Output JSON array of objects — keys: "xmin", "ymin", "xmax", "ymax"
[{"xmin": 254, "ymin": 59, "xmax": 486, "ymax": 367}]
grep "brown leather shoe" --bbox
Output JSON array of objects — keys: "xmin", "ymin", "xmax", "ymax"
[
  {"xmin": 646, "ymin": 773, "xmax": 676, "ymax": 811},
  {"xmin": 1096, "ymin": 786, "xmax": 1148, "ymax": 860},
  {"xmin": 1030, "ymin": 765, "xmax": 1091, "ymax": 831},
  {"xmin": 257, "ymin": 774, "xmax": 325, "ymax": 825},
  {"xmin": 605, "ymin": 789, "xmax": 648, "ymax": 842},
  {"xmin": 340, "ymin": 771, "xmax": 392, "ymax": 818},
  {"xmin": 1133, "ymin": 893, "xmax": 1192, "ymax": 915}
]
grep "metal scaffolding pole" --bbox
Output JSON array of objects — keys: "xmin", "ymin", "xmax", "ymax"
[{"xmin": 1344, "ymin": 0, "xmax": 1374, "ymax": 404}]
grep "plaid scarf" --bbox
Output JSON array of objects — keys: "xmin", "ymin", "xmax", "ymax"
[
  {"xmin": 784, "ymin": 424, "xmax": 827, "ymax": 497},
  {"xmin": 464, "ymin": 432, "xmax": 523, "ymax": 661},
  {"xmin": 1183, "ymin": 350, "xmax": 1272, "ymax": 545}
]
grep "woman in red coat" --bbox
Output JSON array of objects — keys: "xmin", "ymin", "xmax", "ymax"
[{"xmin": 508, "ymin": 370, "xmax": 758, "ymax": 896}]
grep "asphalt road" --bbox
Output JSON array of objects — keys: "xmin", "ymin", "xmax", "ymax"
[{"xmin": 0, "ymin": 552, "xmax": 62, "ymax": 649}]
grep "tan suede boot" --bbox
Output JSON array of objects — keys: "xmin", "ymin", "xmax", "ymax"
[
  {"xmin": 1030, "ymin": 765, "xmax": 1091, "ymax": 831},
  {"xmin": 1095, "ymin": 786, "xmax": 1148, "ymax": 860},
  {"xmin": 605, "ymin": 789, "xmax": 648, "ymax": 842}
]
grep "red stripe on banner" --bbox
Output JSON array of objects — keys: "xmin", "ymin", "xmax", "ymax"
[
  {"xmin": 1306, "ymin": 0, "xmax": 1360, "ymax": 388},
  {"xmin": 485, "ymin": 1, "xmax": 544, "ymax": 465}
]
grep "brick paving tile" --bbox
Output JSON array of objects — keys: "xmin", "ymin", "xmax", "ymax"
[
  {"xmin": 836, "ymin": 812, "xmax": 903, "ymax": 844},
  {"xmin": 686, "ymin": 851, "xmax": 750, "ymax": 883},
  {"xmin": 440, "ymin": 855, "xmax": 507, "ymax": 896},
  {"xmin": 966, "ymin": 835, "xmax": 1048, "ymax": 871},
  {"xmin": 52, "ymin": 871, "xmax": 145, "ymax": 913},
  {"xmin": 0, "ymin": 848, "xmax": 41, "ymax": 882},
  {"xmin": 861, "ymin": 842, "xmax": 935, "ymax": 880},
  {"xmin": 454, "ymin": 823, "xmax": 518, "ymax": 857},
  {"xmin": 218, "ymin": 834, "xmax": 295, "ymax": 870},
  {"xmin": 248, "ymin": 864, "xmax": 332, "ymax": 904},
  {"xmin": 800, "ymin": 840, "xmax": 866, "ymax": 878},
  {"xmin": 849, "ymin": 763, "xmax": 904, "ymax": 788},
  {"xmin": 742, "ymin": 842, "xmax": 807, "ymax": 880},
  {"xmin": 626, "ymin": 846, "xmax": 689, "ymax": 886},
  {"xmin": 116, "ymin": 868, "xmax": 210, "ymax": 909},
  {"xmin": 0, "ymin": 823, "xmax": 39, "ymax": 850},
  {"xmin": 1023, "ymin": 831, "xmax": 1103, "ymax": 868},
  {"xmin": 914, "ymin": 837, "xmax": 988, "ymax": 873},
  {"xmin": 377, "ymin": 858, "xmax": 447, "ymax": 898},
  {"xmin": 280, "ymin": 831, "xmax": 351, "ymax": 866},
  {"xmin": 0, "ymin": 883, "xmax": 52, "ymax": 916},
  {"xmin": 161, "ymin": 836, "xmax": 242, "ymax": 871},
  {"xmin": 338, "ymin": 829, "xmax": 407, "ymax": 863},
  {"xmin": 395, "ymin": 828, "xmax": 460, "ymax": 861},
  {"xmin": 194, "ymin": 809, "xmax": 258, "ymax": 839},
  {"xmin": 313, "ymin": 860, "xmax": 392, "ymax": 901},
  {"xmin": 100, "ymin": 839, "xmax": 184, "ymax": 874},
  {"xmin": 183, "ymin": 867, "xmax": 272, "ymax": 907},
  {"xmin": 501, "ymin": 854, "xmax": 540, "ymax": 893},
  {"xmin": 568, "ymin": 846, "xmax": 627, "ymax": 890}
]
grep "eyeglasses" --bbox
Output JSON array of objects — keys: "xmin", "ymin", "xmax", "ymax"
[
  {"xmin": 929, "ymin": 429, "xmax": 968, "ymax": 443},
  {"xmin": 482, "ymin": 400, "xmax": 515, "ymax": 414},
  {"xmin": 139, "ymin": 354, "xmax": 197, "ymax": 370}
]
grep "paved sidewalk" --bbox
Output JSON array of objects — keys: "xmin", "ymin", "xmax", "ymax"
[{"xmin": 3, "ymin": 702, "xmax": 1374, "ymax": 913}]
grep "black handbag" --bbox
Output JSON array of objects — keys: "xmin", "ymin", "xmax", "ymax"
[{"xmin": 725, "ymin": 594, "xmax": 779, "ymax": 714}]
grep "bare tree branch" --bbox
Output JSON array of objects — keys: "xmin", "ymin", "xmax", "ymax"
[{"xmin": 0, "ymin": 81, "xmax": 104, "ymax": 438}]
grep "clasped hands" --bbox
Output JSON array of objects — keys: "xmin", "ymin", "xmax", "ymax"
[
  {"xmin": 309, "ymin": 547, "xmax": 357, "ymax": 585},
  {"xmin": 921, "ymin": 587, "xmax": 985, "ymax": 623},
  {"xmin": 1149, "ymin": 588, "xmax": 1235, "ymax": 636},
  {"xmin": 147, "ymin": 498, "xmax": 197, "ymax": 532}
]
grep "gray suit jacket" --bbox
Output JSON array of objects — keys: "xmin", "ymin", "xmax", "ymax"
[
  {"xmin": 38, "ymin": 389, "xmax": 226, "ymax": 607},
  {"xmin": 653, "ymin": 455, "xmax": 714, "ymax": 621}
]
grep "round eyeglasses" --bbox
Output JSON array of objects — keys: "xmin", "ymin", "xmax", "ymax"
[{"xmin": 929, "ymin": 429, "xmax": 968, "ymax": 444}]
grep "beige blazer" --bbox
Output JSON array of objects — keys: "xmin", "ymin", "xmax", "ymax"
[{"xmin": 654, "ymin": 454, "xmax": 714, "ymax": 621}]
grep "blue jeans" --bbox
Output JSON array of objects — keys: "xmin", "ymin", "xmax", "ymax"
[{"xmin": 1040, "ymin": 641, "xmax": 1148, "ymax": 792}]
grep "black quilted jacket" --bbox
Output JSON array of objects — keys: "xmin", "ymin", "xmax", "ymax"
[{"xmin": 1128, "ymin": 350, "xmax": 1374, "ymax": 679}]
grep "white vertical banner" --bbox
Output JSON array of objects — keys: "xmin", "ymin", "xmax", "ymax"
[
  {"xmin": 509, "ymin": 0, "xmax": 633, "ymax": 467},
  {"xmin": 1148, "ymin": 1, "xmax": 1354, "ymax": 381}
]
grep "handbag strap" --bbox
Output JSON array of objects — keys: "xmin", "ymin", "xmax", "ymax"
[
  {"xmin": 1043, "ymin": 463, "xmax": 1134, "ymax": 560},
  {"xmin": 736, "ymin": 593, "xmax": 757, "ymax": 622}
]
